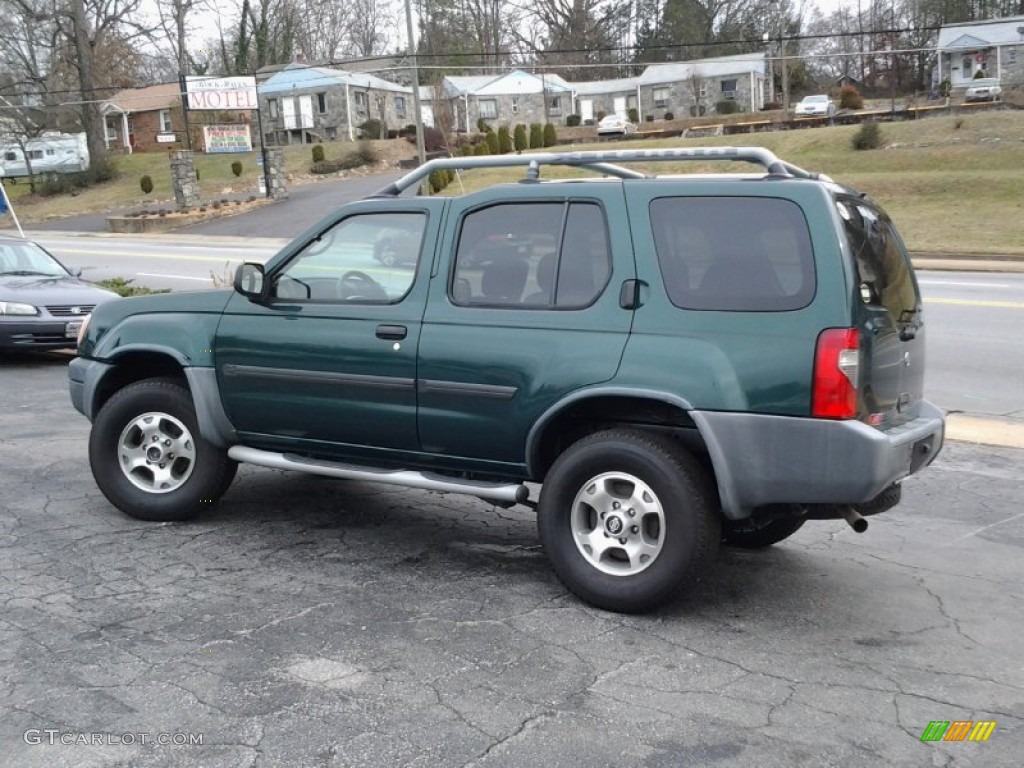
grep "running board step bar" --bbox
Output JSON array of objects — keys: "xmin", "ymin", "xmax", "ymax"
[{"xmin": 228, "ymin": 446, "xmax": 530, "ymax": 505}]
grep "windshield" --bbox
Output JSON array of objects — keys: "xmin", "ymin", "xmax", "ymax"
[
  {"xmin": 804, "ymin": 95, "xmax": 828, "ymax": 103},
  {"xmin": 0, "ymin": 240, "xmax": 68, "ymax": 277},
  {"xmin": 970, "ymin": 78, "xmax": 999, "ymax": 87}
]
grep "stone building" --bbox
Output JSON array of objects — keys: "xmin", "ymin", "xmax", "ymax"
[
  {"xmin": 936, "ymin": 15, "xmax": 1024, "ymax": 89},
  {"xmin": 637, "ymin": 53, "xmax": 768, "ymax": 119},
  {"xmin": 259, "ymin": 63, "xmax": 413, "ymax": 145},
  {"xmin": 571, "ymin": 78, "xmax": 641, "ymax": 124},
  {"xmin": 443, "ymin": 70, "xmax": 574, "ymax": 131}
]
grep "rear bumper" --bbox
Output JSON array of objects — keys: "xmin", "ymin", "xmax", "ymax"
[{"xmin": 693, "ymin": 402, "xmax": 945, "ymax": 519}]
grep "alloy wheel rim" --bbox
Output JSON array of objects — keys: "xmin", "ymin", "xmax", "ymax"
[{"xmin": 117, "ymin": 412, "xmax": 196, "ymax": 494}]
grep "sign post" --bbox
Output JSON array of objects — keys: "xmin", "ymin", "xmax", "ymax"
[{"xmin": 0, "ymin": 180, "xmax": 25, "ymax": 238}]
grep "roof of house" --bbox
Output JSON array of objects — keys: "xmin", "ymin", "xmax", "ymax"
[
  {"xmin": 444, "ymin": 70, "xmax": 573, "ymax": 97},
  {"xmin": 571, "ymin": 77, "xmax": 640, "ymax": 96},
  {"xmin": 103, "ymin": 82, "xmax": 181, "ymax": 114},
  {"xmin": 260, "ymin": 63, "xmax": 411, "ymax": 95},
  {"xmin": 937, "ymin": 15, "xmax": 1024, "ymax": 49},
  {"xmin": 638, "ymin": 53, "xmax": 766, "ymax": 86}
]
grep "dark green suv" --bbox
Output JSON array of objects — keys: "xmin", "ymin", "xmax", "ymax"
[{"xmin": 69, "ymin": 147, "xmax": 944, "ymax": 613}]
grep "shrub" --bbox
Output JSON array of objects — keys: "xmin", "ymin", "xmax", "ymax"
[
  {"xmin": 513, "ymin": 124, "xmax": 527, "ymax": 151},
  {"xmin": 312, "ymin": 144, "xmax": 325, "ymax": 163},
  {"xmin": 664, "ymin": 111, "xmax": 675, "ymax": 121},
  {"xmin": 543, "ymin": 123, "xmax": 556, "ymax": 147},
  {"xmin": 462, "ymin": 143, "xmax": 475, "ymax": 156},
  {"xmin": 474, "ymin": 142, "xmax": 489, "ymax": 156},
  {"xmin": 973, "ymin": 68, "xmax": 987, "ymax": 79},
  {"xmin": 231, "ymin": 160, "xmax": 243, "ymax": 177},
  {"xmin": 497, "ymin": 126, "xmax": 512, "ymax": 153},
  {"xmin": 310, "ymin": 143, "xmax": 379, "ymax": 174},
  {"xmin": 762, "ymin": 101, "xmax": 783, "ymax": 111},
  {"xmin": 37, "ymin": 159, "xmax": 119, "ymax": 197},
  {"xmin": 851, "ymin": 121, "xmax": 882, "ymax": 150},
  {"xmin": 94, "ymin": 277, "xmax": 170, "ymax": 296},
  {"xmin": 476, "ymin": 117, "xmax": 490, "ymax": 132},
  {"xmin": 446, "ymin": 168, "xmax": 455, "ymax": 184},
  {"xmin": 627, "ymin": 107, "xmax": 638, "ymax": 123},
  {"xmin": 529, "ymin": 123, "xmax": 543, "ymax": 149},
  {"xmin": 359, "ymin": 118, "xmax": 384, "ymax": 139},
  {"xmin": 140, "ymin": 175, "xmax": 153, "ymax": 195},
  {"xmin": 839, "ymin": 84, "xmax": 863, "ymax": 110},
  {"xmin": 354, "ymin": 140, "xmax": 378, "ymax": 165},
  {"xmin": 486, "ymin": 130, "xmax": 500, "ymax": 154},
  {"xmin": 645, "ymin": 114, "xmax": 655, "ymax": 122},
  {"xmin": 689, "ymin": 104, "xmax": 707, "ymax": 116},
  {"xmin": 715, "ymin": 100, "xmax": 738, "ymax": 115},
  {"xmin": 429, "ymin": 169, "xmax": 447, "ymax": 194},
  {"xmin": 404, "ymin": 124, "xmax": 417, "ymax": 136},
  {"xmin": 212, "ymin": 201, "xmax": 221, "ymax": 209},
  {"xmin": 565, "ymin": 114, "xmax": 581, "ymax": 127},
  {"xmin": 407, "ymin": 126, "xmax": 447, "ymax": 152}
]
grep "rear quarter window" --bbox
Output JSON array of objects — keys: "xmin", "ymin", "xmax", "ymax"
[{"xmin": 650, "ymin": 197, "xmax": 816, "ymax": 311}]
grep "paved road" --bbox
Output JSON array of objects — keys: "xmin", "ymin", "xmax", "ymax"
[
  {"xmin": 27, "ymin": 171, "xmax": 405, "ymax": 239},
  {"xmin": 0, "ymin": 354, "xmax": 1021, "ymax": 767}
]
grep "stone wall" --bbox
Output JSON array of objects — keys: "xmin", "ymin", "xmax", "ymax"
[
  {"xmin": 168, "ymin": 150, "xmax": 200, "ymax": 209},
  {"xmin": 265, "ymin": 147, "xmax": 287, "ymax": 200},
  {"xmin": 639, "ymin": 71, "xmax": 763, "ymax": 119}
]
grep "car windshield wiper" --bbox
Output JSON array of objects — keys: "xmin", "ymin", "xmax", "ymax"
[{"xmin": 0, "ymin": 270, "xmax": 62, "ymax": 277}]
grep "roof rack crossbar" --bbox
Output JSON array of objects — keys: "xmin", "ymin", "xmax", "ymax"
[{"xmin": 376, "ymin": 146, "xmax": 809, "ymax": 196}]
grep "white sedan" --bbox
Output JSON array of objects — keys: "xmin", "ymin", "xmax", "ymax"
[
  {"xmin": 596, "ymin": 114, "xmax": 637, "ymax": 136},
  {"xmin": 964, "ymin": 78, "xmax": 1002, "ymax": 102},
  {"xmin": 794, "ymin": 94, "xmax": 835, "ymax": 117}
]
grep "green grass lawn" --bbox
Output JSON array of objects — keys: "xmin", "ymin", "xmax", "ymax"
[{"xmin": 4, "ymin": 112, "xmax": 1024, "ymax": 255}]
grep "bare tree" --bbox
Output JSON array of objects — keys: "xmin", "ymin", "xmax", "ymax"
[
  {"xmin": 345, "ymin": 0, "xmax": 396, "ymax": 58},
  {"xmin": 292, "ymin": 0, "xmax": 352, "ymax": 61},
  {"xmin": 157, "ymin": 0, "xmax": 199, "ymax": 74},
  {"xmin": 687, "ymin": 68, "xmax": 706, "ymax": 116}
]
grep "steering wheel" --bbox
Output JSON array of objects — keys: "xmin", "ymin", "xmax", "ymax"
[{"xmin": 339, "ymin": 270, "xmax": 388, "ymax": 301}]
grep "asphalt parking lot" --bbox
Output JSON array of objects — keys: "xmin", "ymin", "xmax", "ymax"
[{"xmin": 1, "ymin": 351, "xmax": 1022, "ymax": 767}]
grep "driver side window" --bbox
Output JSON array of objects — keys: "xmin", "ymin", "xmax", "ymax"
[{"xmin": 274, "ymin": 212, "xmax": 426, "ymax": 303}]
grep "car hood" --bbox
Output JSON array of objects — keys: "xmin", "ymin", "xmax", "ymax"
[{"xmin": 0, "ymin": 275, "xmax": 119, "ymax": 306}]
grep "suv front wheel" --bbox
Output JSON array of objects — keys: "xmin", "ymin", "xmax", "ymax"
[
  {"xmin": 88, "ymin": 378, "xmax": 237, "ymax": 522},
  {"xmin": 537, "ymin": 430, "xmax": 720, "ymax": 613}
]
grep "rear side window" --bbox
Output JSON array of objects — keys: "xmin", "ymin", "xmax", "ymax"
[
  {"xmin": 838, "ymin": 200, "xmax": 919, "ymax": 320},
  {"xmin": 451, "ymin": 201, "xmax": 611, "ymax": 308},
  {"xmin": 650, "ymin": 197, "xmax": 816, "ymax": 311}
]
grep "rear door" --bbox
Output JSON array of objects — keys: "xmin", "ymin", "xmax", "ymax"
[
  {"xmin": 417, "ymin": 185, "xmax": 634, "ymax": 469},
  {"xmin": 837, "ymin": 197, "xmax": 925, "ymax": 426}
]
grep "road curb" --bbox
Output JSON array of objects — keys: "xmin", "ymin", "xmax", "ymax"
[{"xmin": 945, "ymin": 414, "xmax": 1024, "ymax": 450}]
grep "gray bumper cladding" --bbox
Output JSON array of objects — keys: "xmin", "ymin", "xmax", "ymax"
[{"xmin": 693, "ymin": 402, "xmax": 945, "ymax": 519}]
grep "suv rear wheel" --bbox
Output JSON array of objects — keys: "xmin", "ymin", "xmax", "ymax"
[
  {"xmin": 89, "ymin": 378, "xmax": 236, "ymax": 522},
  {"xmin": 537, "ymin": 429, "xmax": 720, "ymax": 613}
]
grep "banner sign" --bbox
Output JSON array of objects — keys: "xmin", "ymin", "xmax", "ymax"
[
  {"xmin": 185, "ymin": 76, "xmax": 258, "ymax": 111},
  {"xmin": 203, "ymin": 125, "xmax": 253, "ymax": 154}
]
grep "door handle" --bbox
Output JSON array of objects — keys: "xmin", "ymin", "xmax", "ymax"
[{"xmin": 376, "ymin": 324, "xmax": 407, "ymax": 340}]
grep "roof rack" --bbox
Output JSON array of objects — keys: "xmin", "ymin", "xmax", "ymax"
[{"xmin": 375, "ymin": 146, "xmax": 826, "ymax": 197}]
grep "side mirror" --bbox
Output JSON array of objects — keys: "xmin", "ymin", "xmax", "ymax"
[
  {"xmin": 70, "ymin": 266, "xmax": 83, "ymax": 278},
  {"xmin": 234, "ymin": 262, "xmax": 266, "ymax": 300}
]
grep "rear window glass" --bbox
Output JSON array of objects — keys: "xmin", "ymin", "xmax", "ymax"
[
  {"xmin": 838, "ymin": 200, "xmax": 919, "ymax": 320},
  {"xmin": 650, "ymin": 197, "xmax": 816, "ymax": 311}
]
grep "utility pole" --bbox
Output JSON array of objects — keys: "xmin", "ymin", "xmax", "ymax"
[{"xmin": 404, "ymin": 0, "xmax": 426, "ymax": 168}]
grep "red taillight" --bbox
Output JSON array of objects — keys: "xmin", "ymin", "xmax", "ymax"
[{"xmin": 812, "ymin": 328, "xmax": 860, "ymax": 419}]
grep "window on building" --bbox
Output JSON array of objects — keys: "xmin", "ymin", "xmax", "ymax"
[
  {"xmin": 317, "ymin": 92, "xmax": 327, "ymax": 113},
  {"xmin": 479, "ymin": 99, "xmax": 497, "ymax": 119},
  {"xmin": 627, "ymin": 95, "xmax": 637, "ymax": 109},
  {"xmin": 46, "ymin": 149, "xmax": 55, "ymax": 156},
  {"xmin": 27, "ymin": 149, "xmax": 44, "ymax": 160},
  {"xmin": 354, "ymin": 91, "xmax": 367, "ymax": 111},
  {"xmin": 699, "ymin": 83, "xmax": 708, "ymax": 98},
  {"xmin": 549, "ymin": 96, "xmax": 561, "ymax": 115},
  {"xmin": 720, "ymin": 79, "xmax": 738, "ymax": 98},
  {"xmin": 653, "ymin": 87, "xmax": 670, "ymax": 107},
  {"xmin": 1009, "ymin": 48, "xmax": 1017, "ymax": 64},
  {"xmin": 511, "ymin": 96, "xmax": 519, "ymax": 114},
  {"xmin": 268, "ymin": 99, "xmax": 279, "ymax": 119},
  {"xmin": 4, "ymin": 151, "xmax": 16, "ymax": 162},
  {"xmin": 159, "ymin": 109, "xmax": 172, "ymax": 132},
  {"xmin": 394, "ymin": 96, "xmax": 406, "ymax": 118},
  {"xmin": 650, "ymin": 197, "xmax": 816, "ymax": 312}
]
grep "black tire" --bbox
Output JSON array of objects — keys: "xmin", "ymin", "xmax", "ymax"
[
  {"xmin": 722, "ymin": 516, "xmax": 805, "ymax": 549},
  {"xmin": 537, "ymin": 429, "xmax": 720, "ymax": 614},
  {"xmin": 88, "ymin": 378, "xmax": 235, "ymax": 522}
]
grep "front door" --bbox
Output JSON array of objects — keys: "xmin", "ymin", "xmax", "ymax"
[
  {"xmin": 613, "ymin": 97, "xmax": 627, "ymax": 117},
  {"xmin": 216, "ymin": 202, "xmax": 443, "ymax": 459},
  {"xmin": 580, "ymin": 99, "xmax": 594, "ymax": 122}
]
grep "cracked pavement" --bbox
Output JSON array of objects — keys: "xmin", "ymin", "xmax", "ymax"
[{"xmin": 1, "ymin": 352, "xmax": 1022, "ymax": 767}]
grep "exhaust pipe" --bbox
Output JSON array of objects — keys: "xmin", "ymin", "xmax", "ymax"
[{"xmin": 841, "ymin": 506, "xmax": 868, "ymax": 533}]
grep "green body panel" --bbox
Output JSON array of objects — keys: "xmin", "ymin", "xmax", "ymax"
[
  {"xmin": 80, "ymin": 290, "xmax": 235, "ymax": 366},
  {"xmin": 618, "ymin": 179, "xmax": 854, "ymax": 415},
  {"xmin": 417, "ymin": 184, "xmax": 634, "ymax": 464}
]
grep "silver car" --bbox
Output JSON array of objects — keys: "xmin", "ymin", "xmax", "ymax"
[
  {"xmin": 0, "ymin": 235, "xmax": 118, "ymax": 351},
  {"xmin": 794, "ymin": 94, "xmax": 835, "ymax": 117},
  {"xmin": 965, "ymin": 78, "xmax": 1002, "ymax": 102}
]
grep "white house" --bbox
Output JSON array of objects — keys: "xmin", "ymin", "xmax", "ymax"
[
  {"xmin": 936, "ymin": 15, "xmax": 1024, "ymax": 88},
  {"xmin": 443, "ymin": 70, "xmax": 574, "ymax": 130}
]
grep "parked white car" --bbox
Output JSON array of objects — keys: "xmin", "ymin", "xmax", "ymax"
[
  {"xmin": 596, "ymin": 114, "xmax": 637, "ymax": 136},
  {"xmin": 794, "ymin": 95, "xmax": 835, "ymax": 117},
  {"xmin": 964, "ymin": 78, "xmax": 1002, "ymax": 102}
]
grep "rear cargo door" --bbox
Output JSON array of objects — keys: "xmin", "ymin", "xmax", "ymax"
[{"xmin": 838, "ymin": 198, "xmax": 925, "ymax": 426}]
